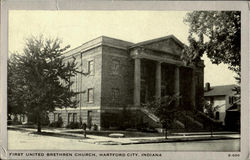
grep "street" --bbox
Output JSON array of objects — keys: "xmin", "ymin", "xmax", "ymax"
[{"xmin": 8, "ymin": 130, "xmax": 240, "ymax": 151}]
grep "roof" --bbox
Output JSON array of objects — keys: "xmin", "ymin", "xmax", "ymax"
[
  {"xmin": 204, "ymin": 84, "xmax": 238, "ymax": 97},
  {"xmin": 130, "ymin": 34, "xmax": 185, "ymax": 49},
  {"xmin": 63, "ymin": 35, "xmax": 184, "ymax": 57},
  {"xmin": 63, "ymin": 36, "xmax": 134, "ymax": 57}
]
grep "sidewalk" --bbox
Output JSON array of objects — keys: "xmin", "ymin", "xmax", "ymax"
[{"xmin": 8, "ymin": 126, "xmax": 240, "ymax": 145}]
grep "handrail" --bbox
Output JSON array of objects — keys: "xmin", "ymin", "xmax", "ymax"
[
  {"xmin": 182, "ymin": 113, "xmax": 203, "ymax": 128},
  {"xmin": 140, "ymin": 108, "xmax": 185, "ymax": 129},
  {"xmin": 140, "ymin": 108, "xmax": 160, "ymax": 122},
  {"xmin": 197, "ymin": 111, "xmax": 221, "ymax": 123}
]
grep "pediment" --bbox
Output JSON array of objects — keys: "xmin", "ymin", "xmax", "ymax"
[
  {"xmin": 142, "ymin": 38, "xmax": 183, "ymax": 55},
  {"xmin": 131, "ymin": 35, "xmax": 184, "ymax": 56}
]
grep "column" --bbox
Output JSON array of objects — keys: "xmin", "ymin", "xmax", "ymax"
[
  {"xmin": 191, "ymin": 69, "xmax": 196, "ymax": 108},
  {"xmin": 155, "ymin": 61, "xmax": 161, "ymax": 100},
  {"xmin": 174, "ymin": 66, "xmax": 180, "ymax": 107},
  {"xmin": 134, "ymin": 58, "xmax": 141, "ymax": 106}
]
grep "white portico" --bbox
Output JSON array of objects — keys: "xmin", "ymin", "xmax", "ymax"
[{"xmin": 129, "ymin": 35, "xmax": 201, "ymax": 110}]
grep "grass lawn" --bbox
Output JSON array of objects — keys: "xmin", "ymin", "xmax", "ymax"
[{"xmin": 66, "ymin": 130, "xmax": 164, "ymax": 138}]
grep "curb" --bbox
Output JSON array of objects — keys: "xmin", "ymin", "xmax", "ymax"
[{"xmin": 119, "ymin": 137, "xmax": 240, "ymax": 145}]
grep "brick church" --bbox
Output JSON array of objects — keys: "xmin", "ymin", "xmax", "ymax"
[{"xmin": 48, "ymin": 35, "xmax": 205, "ymax": 130}]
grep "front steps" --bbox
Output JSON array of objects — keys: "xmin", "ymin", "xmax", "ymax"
[{"xmin": 138, "ymin": 108, "xmax": 223, "ymax": 132}]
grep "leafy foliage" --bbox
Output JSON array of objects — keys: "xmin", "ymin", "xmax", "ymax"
[
  {"xmin": 142, "ymin": 95, "xmax": 180, "ymax": 138},
  {"xmin": 8, "ymin": 36, "xmax": 79, "ymax": 132},
  {"xmin": 182, "ymin": 11, "xmax": 240, "ymax": 74},
  {"xmin": 181, "ymin": 33, "xmax": 205, "ymax": 66},
  {"xmin": 8, "ymin": 56, "xmax": 27, "ymax": 115},
  {"xmin": 202, "ymin": 98, "xmax": 221, "ymax": 136},
  {"xmin": 203, "ymin": 101, "xmax": 219, "ymax": 119}
]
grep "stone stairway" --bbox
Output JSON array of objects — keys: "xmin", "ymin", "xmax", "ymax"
[
  {"xmin": 140, "ymin": 108, "xmax": 160, "ymax": 123},
  {"xmin": 177, "ymin": 110, "xmax": 223, "ymax": 131},
  {"xmin": 139, "ymin": 108, "xmax": 161, "ymax": 129},
  {"xmin": 195, "ymin": 111, "xmax": 223, "ymax": 130},
  {"xmin": 177, "ymin": 111, "xmax": 204, "ymax": 130},
  {"xmin": 139, "ymin": 108, "xmax": 185, "ymax": 132},
  {"xmin": 138, "ymin": 107, "xmax": 223, "ymax": 132}
]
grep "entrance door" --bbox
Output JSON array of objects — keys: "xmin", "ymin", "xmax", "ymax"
[{"xmin": 87, "ymin": 111, "xmax": 92, "ymax": 129}]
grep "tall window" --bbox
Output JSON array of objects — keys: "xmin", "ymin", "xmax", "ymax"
[
  {"xmin": 112, "ymin": 88, "xmax": 120, "ymax": 101},
  {"xmin": 87, "ymin": 88, "xmax": 94, "ymax": 103},
  {"xmin": 73, "ymin": 113, "xmax": 77, "ymax": 123},
  {"xmin": 88, "ymin": 60, "xmax": 94, "ymax": 75},
  {"xmin": 111, "ymin": 60, "xmax": 120, "ymax": 75},
  {"xmin": 58, "ymin": 113, "xmax": 62, "ymax": 121},
  {"xmin": 68, "ymin": 113, "xmax": 72, "ymax": 124}
]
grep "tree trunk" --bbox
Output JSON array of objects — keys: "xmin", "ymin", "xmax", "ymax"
[{"xmin": 37, "ymin": 113, "xmax": 41, "ymax": 133}]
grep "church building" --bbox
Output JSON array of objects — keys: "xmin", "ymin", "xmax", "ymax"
[{"xmin": 48, "ymin": 35, "xmax": 205, "ymax": 130}]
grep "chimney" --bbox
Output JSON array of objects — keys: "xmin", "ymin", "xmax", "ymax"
[{"xmin": 205, "ymin": 82, "xmax": 210, "ymax": 91}]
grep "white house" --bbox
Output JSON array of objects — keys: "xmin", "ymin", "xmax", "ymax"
[{"xmin": 204, "ymin": 83, "xmax": 239, "ymax": 125}]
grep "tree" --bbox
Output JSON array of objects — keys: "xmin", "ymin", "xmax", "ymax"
[
  {"xmin": 142, "ymin": 95, "xmax": 180, "ymax": 139},
  {"xmin": 201, "ymin": 97, "xmax": 220, "ymax": 137},
  {"xmin": 8, "ymin": 36, "xmax": 80, "ymax": 132},
  {"xmin": 182, "ymin": 11, "xmax": 241, "ymax": 83},
  {"xmin": 8, "ymin": 56, "xmax": 25, "ymax": 116}
]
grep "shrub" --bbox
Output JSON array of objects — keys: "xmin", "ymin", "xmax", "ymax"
[
  {"xmin": 57, "ymin": 117, "xmax": 63, "ymax": 127},
  {"xmin": 49, "ymin": 122, "xmax": 60, "ymax": 128},
  {"xmin": 49, "ymin": 117, "xmax": 63, "ymax": 128},
  {"xmin": 13, "ymin": 116, "xmax": 18, "ymax": 122},
  {"xmin": 66, "ymin": 122, "xmax": 81, "ymax": 129},
  {"xmin": 93, "ymin": 124, "xmax": 98, "ymax": 131},
  {"xmin": 10, "ymin": 120, "xmax": 22, "ymax": 125}
]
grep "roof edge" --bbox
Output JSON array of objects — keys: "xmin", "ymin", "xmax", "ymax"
[
  {"xmin": 129, "ymin": 35, "xmax": 185, "ymax": 49},
  {"xmin": 63, "ymin": 36, "xmax": 134, "ymax": 56},
  {"xmin": 63, "ymin": 36, "xmax": 103, "ymax": 56}
]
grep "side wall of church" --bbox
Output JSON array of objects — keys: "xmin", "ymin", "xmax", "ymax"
[{"xmin": 100, "ymin": 45, "xmax": 134, "ymax": 129}]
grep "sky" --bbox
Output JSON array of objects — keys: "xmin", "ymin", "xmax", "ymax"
[{"xmin": 8, "ymin": 10, "xmax": 237, "ymax": 86}]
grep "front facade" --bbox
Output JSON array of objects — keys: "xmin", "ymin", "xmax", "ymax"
[{"xmin": 48, "ymin": 35, "xmax": 204, "ymax": 130}]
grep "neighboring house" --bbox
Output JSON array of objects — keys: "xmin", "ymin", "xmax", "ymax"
[
  {"xmin": 48, "ymin": 35, "xmax": 204, "ymax": 130},
  {"xmin": 204, "ymin": 83, "xmax": 240, "ymax": 125}
]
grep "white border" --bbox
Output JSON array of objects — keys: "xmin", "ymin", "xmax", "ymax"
[{"xmin": 1, "ymin": 1, "xmax": 249, "ymax": 160}]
